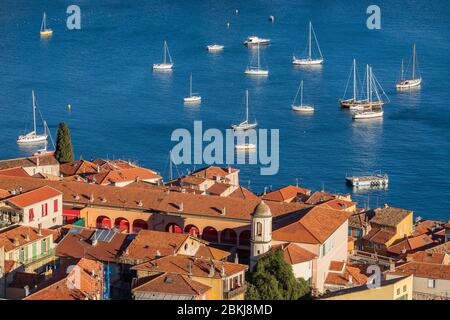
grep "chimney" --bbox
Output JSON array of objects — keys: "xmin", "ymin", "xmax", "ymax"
[
  {"xmin": 178, "ymin": 202, "xmax": 184, "ymax": 212},
  {"xmin": 36, "ymin": 157, "xmax": 40, "ymax": 167},
  {"xmin": 136, "ymin": 176, "xmax": 140, "ymax": 182},
  {"xmin": 221, "ymin": 207, "xmax": 226, "ymax": 215},
  {"xmin": 137, "ymin": 200, "xmax": 143, "ymax": 207},
  {"xmin": 13, "ymin": 237, "xmax": 19, "ymax": 246},
  {"xmin": 234, "ymin": 253, "xmax": 239, "ymax": 264},
  {"xmin": 348, "ymin": 274, "xmax": 353, "ymax": 285},
  {"xmin": 101, "ymin": 197, "xmax": 107, "ymax": 203},
  {"xmin": 221, "ymin": 266, "xmax": 226, "ymax": 278},
  {"xmin": 24, "ymin": 285, "xmax": 30, "ymax": 297},
  {"xmin": 38, "ymin": 225, "xmax": 42, "ymax": 236},
  {"xmin": 228, "ymin": 166, "xmax": 232, "ymax": 174},
  {"xmin": 389, "ymin": 259, "xmax": 396, "ymax": 272},
  {"xmin": 74, "ymin": 194, "xmax": 80, "ymax": 200},
  {"xmin": 384, "ymin": 203, "xmax": 389, "ymax": 208},
  {"xmin": 155, "ymin": 250, "xmax": 161, "ymax": 258},
  {"xmin": 89, "ymin": 194, "xmax": 94, "ymax": 203},
  {"xmin": 208, "ymin": 264, "xmax": 215, "ymax": 278},
  {"xmin": 25, "ymin": 234, "xmax": 30, "ymax": 242},
  {"xmin": 96, "ymin": 165, "xmax": 100, "ymax": 173}
]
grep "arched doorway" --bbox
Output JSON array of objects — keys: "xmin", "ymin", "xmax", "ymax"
[
  {"xmin": 221, "ymin": 228, "xmax": 237, "ymax": 245},
  {"xmin": 239, "ymin": 230, "xmax": 251, "ymax": 246},
  {"xmin": 132, "ymin": 219, "xmax": 148, "ymax": 233},
  {"xmin": 96, "ymin": 216, "xmax": 111, "ymax": 229},
  {"xmin": 202, "ymin": 226, "xmax": 218, "ymax": 242},
  {"xmin": 115, "ymin": 217, "xmax": 130, "ymax": 233},
  {"xmin": 184, "ymin": 224, "xmax": 200, "ymax": 236},
  {"xmin": 166, "ymin": 223, "xmax": 183, "ymax": 234}
]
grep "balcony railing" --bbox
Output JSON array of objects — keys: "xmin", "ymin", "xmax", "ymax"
[
  {"xmin": 22, "ymin": 248, "xmax": 56, "ymax": 267},
  {"xmin": 223, "ymin": 285, "xmax": 247, "ymax": 300}
]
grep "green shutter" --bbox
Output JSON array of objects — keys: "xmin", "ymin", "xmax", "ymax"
[{"xmin": 32, "ymin": 242, "xmax": 37, "ymax": 259}]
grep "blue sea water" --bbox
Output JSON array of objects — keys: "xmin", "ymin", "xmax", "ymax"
[{"xmin": 0, "ymin": 0, "xmax": 449, "ymax": 220}]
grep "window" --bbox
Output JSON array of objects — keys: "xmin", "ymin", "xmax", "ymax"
[
  {"xmin": 256, "ymin": 222, "xmax": 262, "ymax": 236},
  {"xmin": 41, "ymin": 203, "xmax": 48, "ymax": 217},
  {"xmin": 397, "ymin": 288, "xmax": 400, "ymax": 295},
  {"xmin": 403, "ymin": 285, "xmax": 407, "ymax": 293},
  {"xmin": 41, "ymin": 239, "xmax": 47, "ymax": 253},
  {"xmin": 53, "ymin": 199, "xmax": 58, "ymax": 212},
  {"xmin": 29, "ymin": 208, "xmax": 34, "ymax": 222},
  {"xmin": 427, "ymin": 279, "xmax": 436, "ymax": 288}
]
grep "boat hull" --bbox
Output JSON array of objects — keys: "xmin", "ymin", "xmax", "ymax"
[
  {"xmin": 184, "ymin": 96, "xmax": 202, "ymax": 104},
  {"xmin": 292, "ymin": 105, "xmax": 314, "ymax": 112},
  {"xmin": 207, "ymin": 45, "xmax": 224, "ymax": 52},
  {"xmin": 396, "ymin": 78, "xmax": 422, "ymax": 90},
  {"xmin": 340, "ymin": 99, "xmax": 384, "ymax": 108},
  {"xmin": 232, "ymin": 123, "xmax": 257, "ymax": 131},
  {"xmin": 352, "ymin": 110, "xmax": 384, "ymax": 120},
  {"xmin": 245, "ymin": 69, "xmax": 269, "ymax": 76},
  {"xmin": 235, "ymin": 144, "xmax": 256, "ymax": 150},
  {"xmin": 40, "ymin": 29, "xmax": 53, "ymax": 38},
  {"xmin": 292, "ymin": 57, "xmax": 323, "ymax": 65},
  {"xmin": 17, "ymin": 134, "xmax": 48, "ymax": 145},
  {"xmin": 153, "ymin": 63, "xmax": 174, "ymax": 70}
]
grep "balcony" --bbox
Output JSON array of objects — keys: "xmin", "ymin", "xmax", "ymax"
[
  {"xmin": 22, "ymin": 248, "xmax": 56, "ymax": 267},
  {"xmin": 223, "ymin": 285, "xmax": 247, "ymax": 300}
]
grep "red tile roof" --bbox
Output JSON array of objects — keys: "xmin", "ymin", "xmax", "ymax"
[
  {"xmin": 6, "ymin": 185, "xmax": 61, "ymax": 208},
  {"xmin": 370, "ymin": 206, "xmax": 412, "ymax": 228},
  {"xmin": 132, "ymin": 255, "xmax": 248, "ymax": 279},
  {"xmin": 0, "ymin": 226, "xmax": 54, "ymax": 252},
  {"xmin": 387, "ymin": 234, "xmax": 435, "ymax": 255},
  {"xmin": 261, "ymin": 185, "xmax": 311, "ymax": 203},
  {"xmin": 133, "ymin": 273, "xmax": 211, "ymax": 296},
  {"xmin": 329, "ymin": 261, "xmax": 345, "ymax": 272},
  {"xmin": 0, "ymin": 155, "xmax": 58, "ymax": 171},
  {"xmin": 325, "ymin": 264, "xmax": 368, "ymax": 286},
  {"xmin": 191, "ymin": 166, "xmax": 238, "ymax": 180},
  {"xmin": 407, "ymin": 251, "xmax": 447, "ymax": 264},
  {"xmin": 274, "ymin": 243, "xmax": 316, "ymax": 264},
  {"xmin": 0, "ymin": 167, "xmax": 30, "ymax": 178},
  {"xmin": 320, "ymin": 199, "xmax": 356, "ymax": 211},
  {"xmin": 86, "ymin": 167, "xmax": 161, "ymax": 185},
  {"xmin": 305, "ymin": 191, "xmax": 337, "ymax": 205},
  {"xmin": 206, "ymin": 182, "xmax": 231, "ymax": 195},
  {"xmin": 362, "ymin": 228, "xmax": 396, "ymax": 245},
  {"xmin": 272, "ymin": 206, "xmax": 351, "ymax": 244},
  {"xmin": 228, "ymin": 186, "xmax": 259, "ymax": 201},
  {"xmin": 390, "ymin": 262, "xmax": 450, "ymax": 280},
  {"xmin": 60, "ymin": 160, "xmax": 98, "ymax": 177}
]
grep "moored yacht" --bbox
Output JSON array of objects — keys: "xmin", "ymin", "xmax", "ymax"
[
  {"xmin": 153, "ymin": 41, "xmax": 174, "ymax": 70},
  {"xmin": 207, "ymin": 44, "xmax": 224, "ymax": 52},
  {"xmin": 244, "ymin": 36, "xmax": 270, "ymax": 47},
  {"xmin": 396, "ymin": 44, "xmax": 422, "ymax": 90},
  {"xmin": 352, "ymin": 66, "xmax": 384, "ymax": 120},
  {"xmin": 231, "ymin": 90, "xmax": 257, "ymax": 131},
  {"xmin": 291, "ymin": 80, "xmax": 314, "ymax": 113},
  {"xmin": 245, "ymin": 44, "xmax": 268, "ymax": 76},
  {"xmin": 184, "ymin": 73, "xmax": 201, "ymax": 104},
  {"xmin": 17, "ymin": 91, "xmax": 48, "ymax": 145},
  {"xmin": 40, "ymin": 12, "xmax": 53, "ymax": 38},
  {"xmin": 292, "ymin": 21, "xmax": 323, "ymax": 65}
]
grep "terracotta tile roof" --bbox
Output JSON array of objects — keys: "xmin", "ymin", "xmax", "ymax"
[
  {"xmin": 329, "ymin": 261, "xmax": 345, "ymax": 272},
  {"xmin": 56, "ymin": 228, "xmax": 130, "ymax": 262},
  {"xmin": 9, "ymin": 272, "xmax": 45, "ymax": 288},
  {"xmin": 194, "ymin": 245, "xmax": 231, "ymax": 261},
  {"xmin": 320, "ymin": 199, "xmax": 356, "ymax": 211},
  {"xmin": 3, "ymin": 260, "xmax": 17, "ymax": 273},
  {"xmin": 273, "ymin": 243, "xmax": 316, "ymax": 265},
  {"xmin": 0, "ymin": 155, "xmax": 58, "ymax": 171},
  {"xmin": 445, "ymin": 221, "xmax": 450, "ymax": 229},
  {"xmin": 325, "ymin": 264, "xmax": 368, "ymax": 286},
  {"xmin": 390, "ymin": 262, "xmax": 450, "ymax": 280},
  {"xmin": 348, "ymin": 211, "xmax": 371, "ymax": 228},
  {"xmin": 0, "ymin": 226, "xmax": 54, "ymax": 252},
  {"xmin": 413, "ymin": 220, "xmax": 446, "ymax": 236},
  {"xmin": 305, "ymin": 191, "xmax": 337, "ymax": 205},
  {"xmin": 407, "ymin": 251, "xmax": 447, "ymax": 264},
  {"xmin": 362, "ymin": 228, "xmax": 396, "ymax": 245},
  {"xmin": 261, "ymin": 185, "xmax": 311, "ymax": 203},
  {"xmin": 272, "ymin": 206, "xmax": 351, "ymax": 244},
  {"xmin": 6, "ymin": 186, "xmax": 61, "ymax": 208},
  {"xmin": 132, "ymin": 254, "xmax": 248, "ymax": 279},
  {"xmin": 228, "ymin": 186, "xmax": 259, "ymax": 201},
  {"xmin": 60, "ymin": 160, "xmax": 98, "ymax": 177},
  {"xmin": 387, "ymin": 234, "xmax": 435, "ymax": 255},
  {"xmin": 0, "ymin": 167, "xmax": 30, "ymax": 178},
  {"xmin": 0, "ymin": 188, "xmax": 11, "ymax": 199},
  {"xmin": 370, "ymin": 206, "xmax": 412, "ymax": 228},
  {"xmin": 179, "ymin": 175, "xmax": 208, "ymax": 186},
  {"xmin": 86, "ymin": 167, "xmax": 161, "ymax": 185},
  {"xmin": 0, "ymin": 176, "xmax": 307, "ymax": 221},
  {"xmin": 206, "ymin": 182, "xmax": 231, "ymax": 195},
  {"xmin": 191, "ymin": 166, "xmax": 238, "ymax": 180},
  {"xmin": 133, "ymin": 273, "xmax": 211, "ymax": 296},
  {"xmin": 426, "ymin": 242, "xmax": 450, "ymax": 254},
  {"xmin": 122, "ymin": 230, "xmax": 191, "ymax": 262},
  {"xmin": 24, "ymin": 258, "xmax": 103, "ymax": 300}
]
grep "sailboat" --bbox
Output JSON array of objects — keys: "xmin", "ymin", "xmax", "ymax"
[
  {"xmin": 396, "ymin": 44, "xmax": 422, "ymax": 90},
  {"xmin": 184, "ymin": 74, "xmax": 201, "ymax": 104},
  {"xmin": 40, "ymin": 12, "xmax": 53, "ymax": 38},
  {"xmin": 292, "ymin": 21, "xmax": 323, "ymax": 65},
  {"xmin": 245, "ymin": 44, "xmax": 269, "ymax": 76},
  {"xmin": 353, "ymin": 65, "xmax": 384, "ymax": 120},
  {"xmin": 153, "ymin": 41, "xmax": 174, "ymax": 70},
  {"xmin": 17, "ymin": 91, "xmax": 48, "ymax": 144},
  {"xmin": 292, "ymin": 80, "xmax": 314, "ymax": 113},
  {"xmin": 231, "ymin": 90, "xmax": 257, "ymax": 131},
  {"xmin": 341, "ymin": 60, "xmax": 388, "ymax": 109}
]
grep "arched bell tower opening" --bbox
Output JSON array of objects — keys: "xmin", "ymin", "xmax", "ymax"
[{"xmin": 250, "ymin": 201, "xmax": 272, "ymax": 270}]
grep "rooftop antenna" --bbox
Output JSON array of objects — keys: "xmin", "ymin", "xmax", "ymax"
[
  {"xmin": 321, "ymin": 182, "xmax": 325, "ymax": 192},
  {"xmin": 247, "ymin": 180, "xmax": 251, "ymax": 190},
  {"xmin": 169, "ymin": 151, "xmax": 173, "ymax": 181},
  {"xmin": 295, "ymin": 178, "xmax": 300, "ymax": 187}
]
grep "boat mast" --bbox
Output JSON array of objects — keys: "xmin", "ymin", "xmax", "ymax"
[
  {"xmin": 41, "ymin": 13, "xmax": 46, "ymax": 31},
  {"xmin": 246, "ymin": 90, "xmax": 249, "ymax": 122},
  {"xmin": 169, "ymin": 151, "xmax": 173, "ymax": 180},
  {"xmin": 163, "ymin": 41, "xmax": 167, "ymax": 64},
  {"xmin": 32, "ymin": 90, "xmax": 37, "ymax": 134},
  {"xmin": 412, "ymin": 44, "xmax": 416, "ymax": 80},
  {"xmin": 366, "ymin": 65, "xmax": 370, "ymax": 103},
  {"xmin": 353, "ymin": 59, "xmax": 357, "ymax": 101},
  {"xmin": 189, "ymin": 74, "xmax": 192, "ymax": 97},
  {"xmin": 401, "ymin": 59, "xmax": 404, "ymax": 80},
  {"xmin": 369, "ymin": 66, "xmax": 373, "ymax": 111},
  {"xmin": 257, "ymin": 44, "xmax": 260, "ymax": 70},
  {"xmin": 308, "ymin": 21, "xmax": 312, "ymax": 59},
  {"xmin": 300, "ymin": 80, "xmax": 304, "ymax": 106}
]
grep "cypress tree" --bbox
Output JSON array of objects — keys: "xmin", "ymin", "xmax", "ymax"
[{"xmin": 55, "ymin": 122, "xmax": 74, "ymax": 163}]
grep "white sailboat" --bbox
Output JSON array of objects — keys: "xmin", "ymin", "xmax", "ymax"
[
  {"xmin": 40, "ymin": 12, "xmax": 53, "ymax": 38},
  {"xmin": 207, "ymin": 44, "xmax": 224, "ymax": 52},
  {"xmin": 353, "ymin": 66, "xmax": 384, "ymax": 120},
  {"xmin": 245, "ymin": 44, "xmax": 269, "ymax": 76},
  {"xmin": 292, "ymin": 80, "xmax": 314, "ymax": 113},
  {"xmin": 153, "ymin": 41, "xmax": 174, "ymax": 70},
  {"xmin": 231, "ymin": 90, "xmax": 257, "ymax": 131},
  {"xmin": 396, "ymin": 44, "xmax": 422, "ymax": 90},
  {"xmin": 184, "ymin": 73, "xmax": 201, "ymax": 104},
  {"xmin": 292, "ymin": 21, "xmax": 323, "ymax": 65},
  {"xmin": 17, "ymin": 91, "xmax": 48, "ymax": 144}
]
